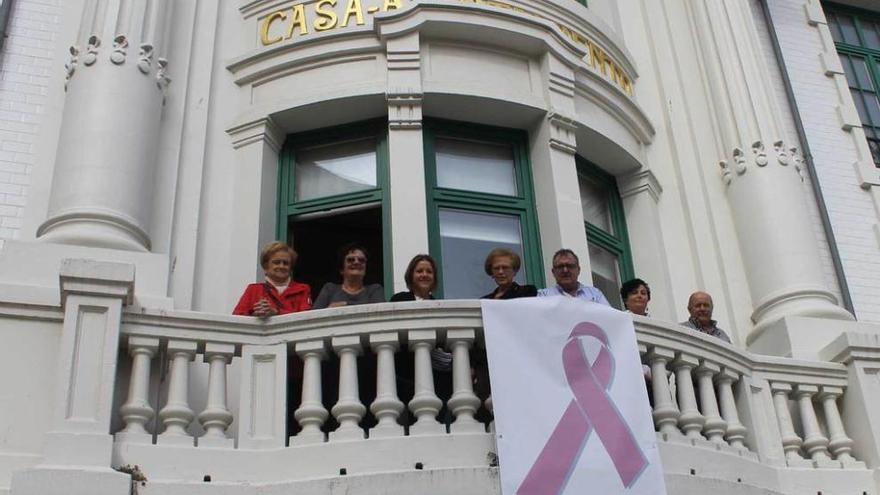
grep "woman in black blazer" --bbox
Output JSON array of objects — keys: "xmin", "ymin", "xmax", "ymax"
[{"xmin": 390, "ymin": 254, "xmax": 438, "ymax": 301}]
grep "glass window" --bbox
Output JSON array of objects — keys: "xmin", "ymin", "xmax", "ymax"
[
  {"xmin": 278, "ymin": 121, "xmax": 391, "ymax": 298},
  {"xmin": 425, "ymin": 121, "xmax": 543, "ymax": 298},
  {"xmin": 435, "ymin": 137, "xmax": 517, "ymax": 196},
  {"xmin": 438, "ymin": 209, "xmax": 526, "ymax": 298},
  {"xmin": 295, "ymin": 138, "xmax": 377, "ymax": 201},
  {"xmin": 827, "ymin": 3, "xmax": 880, "ymax": 167},
  {"xmin": 589, "ymin": 244, "xmax": 622, "ymax": 310},
  {"xmin": 579, "ymin": 175, "xmax": 613, "ymax": 234},
  {"xmin": 577, "ymin": 157, "xmax": 634, "ymax": 306}
]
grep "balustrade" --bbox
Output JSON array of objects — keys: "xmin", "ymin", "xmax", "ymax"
[{"xmin": 108, "ymin": 302, "xmax": 867, "ymax": 484}]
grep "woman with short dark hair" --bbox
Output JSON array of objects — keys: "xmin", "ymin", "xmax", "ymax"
[
  {"xmin": 620, "ymin": 278, "xmax": 651, "ymax": 316},
  {"xmin": 313, "ymin": 242, "xmax": 385, "ymax": 309}
]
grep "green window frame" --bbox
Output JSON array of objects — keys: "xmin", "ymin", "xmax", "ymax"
[
  {"xmin": 577, "ymin": 157, "xmax": 634, "ymax": 304},
  {"xmin": 276, "ymin": 119, "xmax": 393, "ymax": 295},
  {"xmin": 825, "ymin": 2, "xmax": 880, "ymax": 167},
  {"xmin": 424, "ymin": 119, "xmax": 544, "ymax": 298}
]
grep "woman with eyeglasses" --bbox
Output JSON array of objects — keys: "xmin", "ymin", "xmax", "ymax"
[
  {"xmin": 313, "ymin": 242, "xmax": 385, "ymax": 309},
  {"xmin": 480, "ymin": 247, "xmax": 537, "ymax": 299}
]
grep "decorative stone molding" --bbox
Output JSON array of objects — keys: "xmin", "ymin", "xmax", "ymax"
[
  {"xmin": 804, "ymin": 0, "xmax": 826, "ymax": 27},
  {"xmin": 719, "ymin": 140, "xmax": 805, "ymax": 185},
  {"xmin": 547, "ymin": 112, "xmax": 578, "ymax": 155},
  {"xmin": 137, "ymin": 44, "xmax": 154, "ymax": 74},
  {"xmin": 64, "ymin": 46, "xmax": 78, "ymax": 90},
  {"xmin": 110, "ymin": 35, "xmax": 128, "ymax": 64},
  {"xmin": 549, "ymin": 71, "xmax": 575, "ymax": 99},
  {"xmin": 618, "ymin": 169, "xmax": 663, "ymax": 202},
  {"xmin": 83, "ymin": 35, "xmax": 100, "ymax": 66},
  {"xmin": 388, "ymin": 94, "xmax": 423, "ymax": 130},
  {"xmin": 227, "ymin": 117, "xmax": 285, "ymax": 152}
]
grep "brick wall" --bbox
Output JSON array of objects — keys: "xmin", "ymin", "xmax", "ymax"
[{"xmin": 0, "ymin": 0, "xmax": 62, "ymax": 250}]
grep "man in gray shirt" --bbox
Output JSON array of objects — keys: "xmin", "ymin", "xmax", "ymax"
[{"xmin": 680, "ymin": 291, "xmax": 731, "ymax": 343}]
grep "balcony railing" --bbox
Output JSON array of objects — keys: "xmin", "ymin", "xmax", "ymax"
[{"xmin": 110, "ymin": 300, "xmax": 870, "ymax": 488}]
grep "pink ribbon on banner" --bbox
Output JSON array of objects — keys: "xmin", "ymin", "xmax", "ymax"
[{"xmin": 517, "ymin": 322, "xmax": 648, "ymax": 494}]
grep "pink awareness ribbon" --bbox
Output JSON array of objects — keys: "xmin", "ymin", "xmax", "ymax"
[{"xmin": 517, "ymin": 322, "xmax": 648, "ymax": 494}]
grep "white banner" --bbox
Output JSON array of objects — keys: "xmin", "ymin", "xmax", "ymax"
[{"xmin": 482, "ymin": 297, "xmax": 666, "ymax": 495}]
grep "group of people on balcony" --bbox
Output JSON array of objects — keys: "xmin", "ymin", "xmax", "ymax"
[{"xmin": 233, "ymin": 240, "xmax": 731, "ymax": 344}]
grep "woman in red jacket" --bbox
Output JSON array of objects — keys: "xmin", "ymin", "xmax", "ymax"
[{"xmin": 233, "ymin": 241, "xmax": 312, "ymax": 317}]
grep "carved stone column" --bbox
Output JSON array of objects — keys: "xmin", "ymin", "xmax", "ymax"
[
  {"xmin": 38, "ymin": 1, "xmax": 173, "ymax": 251},
  {"xmin": 686, "ymin": 0, "xmax": 853, "ymax": 351}
]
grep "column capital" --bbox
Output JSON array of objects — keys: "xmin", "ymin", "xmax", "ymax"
[
  {"xmin": 618, "ymin": 169, "xmax": 663, "ymax": 202},
  {"xmin": 226, "ymin": 117, "xmax": 285, "ymax": 152},
  {"xmin": 547, "ymin": 111, "xmax": 578, "ymax": 155},
  {"xmin": 59, "ymin": 258, "xmax": 135, "ymax": 306},
  {"xmin": 387, "ymin": 94, "xmax": 423, "ymax": 130}
]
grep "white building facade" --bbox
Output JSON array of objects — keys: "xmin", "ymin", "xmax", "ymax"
[{"xmin": 1, "ymin": 0, "xmax": 880, "ymax": 493}]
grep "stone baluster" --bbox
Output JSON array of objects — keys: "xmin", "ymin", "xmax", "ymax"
[
  {"xmin": 116, "ymin": 336, "xmax": 160, "ymax": 443},
  {"xmin": 795, "ymin": 384, "xmax": 833, "ymax": 466},
  {"xmin": 158, "ymin": 340, "xmax": 197, "ymax": 445},
  {"xmin": 408, "ymin": 330, "xmax": 444, "ymax": 435},
  {"xmin": 197, "ymin": 343, "xmax": 235, "ymax": 448},
  {"xmin": 716, "ymin": 369, "xmax": 747, "ymax": 449},
  {"xmin": 770, "ymin": 382, "xmax": 806, "ymax": 464},
  {"xmin": 647, "ymin": 347, "xmax": 680, "ymax": 438},
  {"xmin": 330, "ymin": 336, "xmax": 366, "ymax": 441},
  {"xmin": 293, "ymin": 341, "xmax": 329, "ymax": 445},
  {"xmin": 818, "ymin": 386, "xmax": 858, "ymax": 465},
  {"xmin": 673, "ymin": 353, "xmax": 705, "ymax": 441},
  {"xmin": 696, "ymin": 361, "xmax": 727, "ymax": 444},
  {"xmin": 447, "ymin": 329, "xmax": 484, "ymax": 434},
  {"xmin": 369, "ymin": 333, "xmax": 405, "ymax": 438}
]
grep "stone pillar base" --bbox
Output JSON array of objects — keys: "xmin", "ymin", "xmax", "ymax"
[{"xmin": 747, "ymin": 316, "xmax": 860, "ymax": 360}]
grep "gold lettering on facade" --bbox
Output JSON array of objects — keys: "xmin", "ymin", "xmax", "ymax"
[
  {"xmin": 260, "ymin": 11, "xmax": 288, "ymax": 46},
  {"xmin": 286, "ymin": 4, "xmax": 310, "ymax": 37},
  {"xmin": 256, "ymin": 0, "xmax": 633, "ymax": 96},
  {"xmin": 314, "ymin": 0, "xmax": 339, "ymax": 31},
  {"xmin": 341, "ymin": 0, "xmax": 366, "ymax": 27}
]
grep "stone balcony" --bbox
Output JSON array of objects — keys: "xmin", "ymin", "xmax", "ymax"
[{"xmin": 91, "ymin": 300, "xmax": 878, "ymax": 495}]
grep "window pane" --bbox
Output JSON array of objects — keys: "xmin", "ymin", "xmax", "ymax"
[
  {"xmin": 838, "ymin": 14, "xmax": 860, "ymax": 46},
  {"xmin": 852, "ymin": 56, "xmax": 874, "ymax": 89},
  {"xmin": 852, "ymin": 89, "xmax": 871, "ymax": 124},
  {"xmin": 435, "ymin": 137, "xmax": 517, "ymax": 196},
  {"xmin": 438, "ymin": 208, "xmax": 526, "ymax": 298},
  {"xmin": 295, "ymin": 138, "xmax": 377, "ymax": 201},
  {"xmin": 840, "ymin": 54, "xmax": 858, "ymax": 87},
  {"xmin": 867, "ymin": 94, "xmax": 880, "ymax": 125},
  {"xmin": 588, "ymin": 244, "xmax": 621, "ymax": 310},
  {"xmin": 828, "ymin": 12, "xmax": 844, "ymax": 44},
  {"xmin": 864, "ymin": 21, "xmax": 880, "ymax": 50},
  {"xmin": 579, "ymin": 176, "xmax": 613, "ymax": 234}
]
